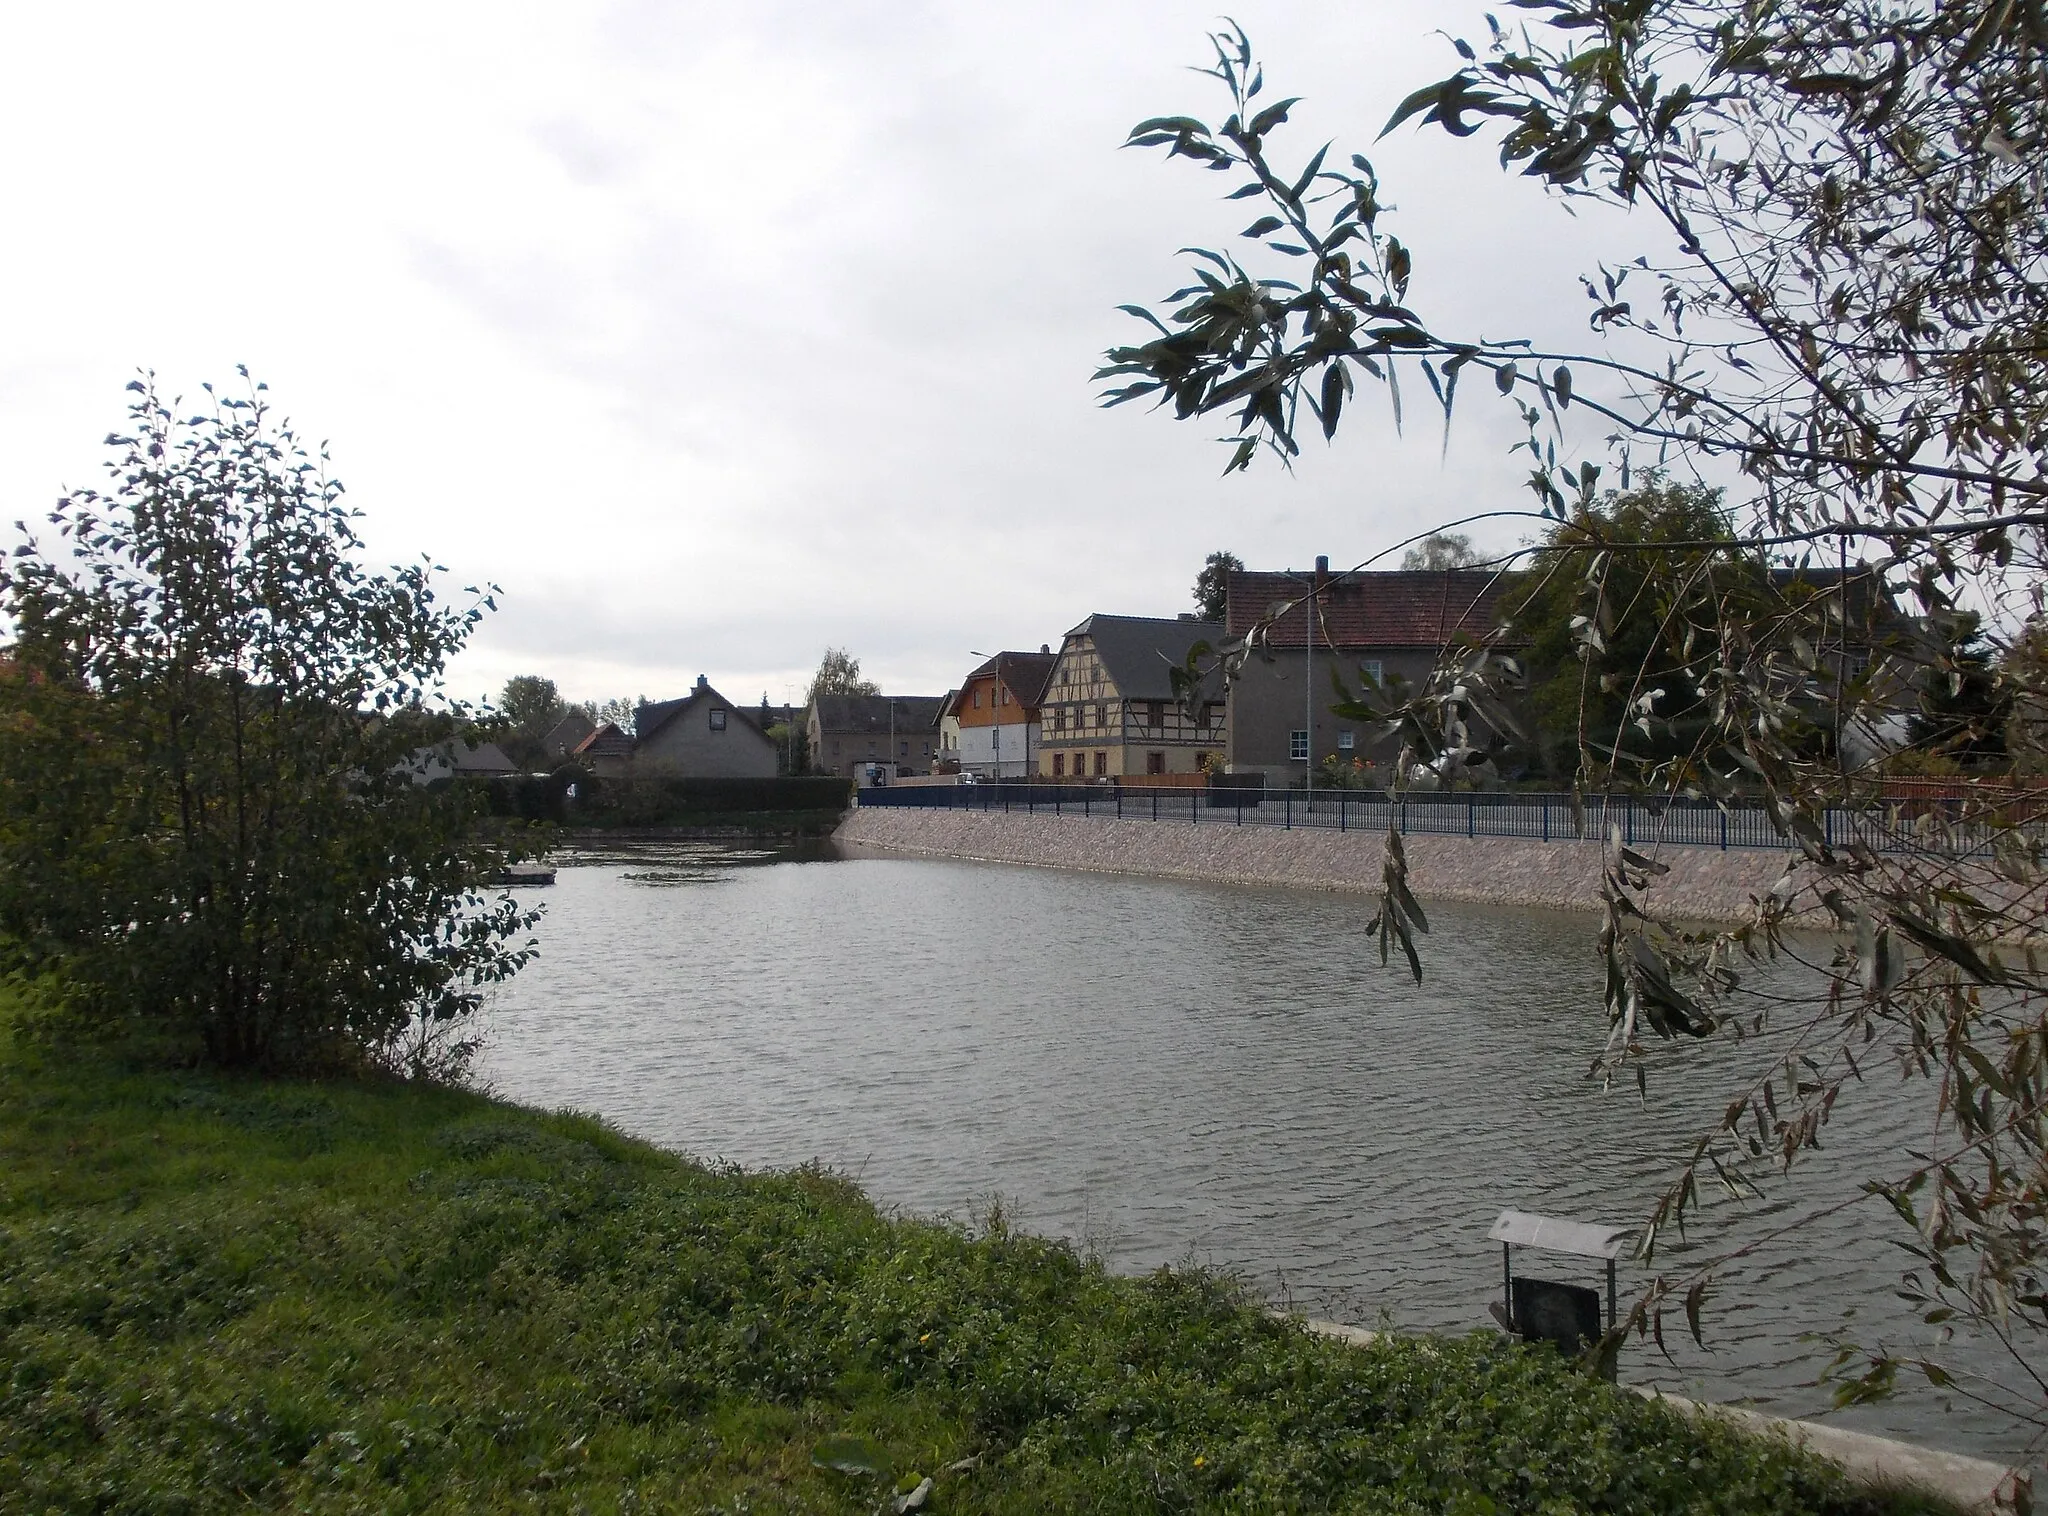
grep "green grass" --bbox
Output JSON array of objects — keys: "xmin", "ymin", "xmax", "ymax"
[{"xmin": 0, "ymin": 1023, "xmax": 1958, "ymax": 1515}]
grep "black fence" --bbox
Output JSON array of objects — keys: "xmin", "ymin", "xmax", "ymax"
[{"xmin": 856, "ymin": 781, "xmax": 1985, "ymax": 855}]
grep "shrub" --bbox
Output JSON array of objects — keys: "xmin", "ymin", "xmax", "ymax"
[
  {"xmin": 482, "ymin": 772, "xmax": 853, "ymax": 826},
  {"xmin": 0, "ymin": 375, "xmax": 538, "ymax": 1071}
]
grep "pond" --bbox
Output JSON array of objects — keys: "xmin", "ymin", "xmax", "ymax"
[{"xmin": 480, "ymin": 839, "xmax": 2035, "ymax": 1466}]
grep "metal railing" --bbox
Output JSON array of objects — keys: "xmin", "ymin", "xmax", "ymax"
[{"xmin": 855, "ymin": 781, "xmax": 1997, "ymax": 855}]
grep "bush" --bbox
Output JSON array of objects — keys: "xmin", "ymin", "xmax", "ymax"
[
  {"xmin": 482, "ymin": 772, "xmax": 853, "ymax": 826},
  {"xmin": 0, "ymin": 376, "xmax": 537, "ymax": 1072}
]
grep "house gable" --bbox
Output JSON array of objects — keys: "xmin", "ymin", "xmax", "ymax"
[
  {"xmin": 1037, "ymin": 614, "xmax": 1227, "ymax": 778},
  {"xmin": 633, "ymin": 677, "xmax": 778, "ymax": 778}
]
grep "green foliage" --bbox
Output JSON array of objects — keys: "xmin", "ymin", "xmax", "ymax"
[
  {"xmin": 0, "ymin": 377, "xmax": 536, "ymax": 1072},
  {"xmin": 1906, "ymin": 614, "xmax": 2010, "ymax": 769},
  {"xmin": 499, "ymin": 675, "xmax": 565, "ymax": 736},
  {"xmin": 809, "ymin": 647, "xmax": 879, "ymax": 703},
  {"xmin": 1399, "ymin": 533, "xmax": 1478, "ymax": 571},
  {"xmin": 1111, "ymin": 6, "xmax": 2048, "ymax": 1415},
  {"xmin": 0, "ymin": 1026, "xmax": 1949, "ymax": 1515},
  {"xmin": 1192, "ymin": 549, "xmax": 1242, "ymax": 621},
  {"xmin": 494, "ymin": 675, "xmax": 568, "ymax": 769},
  {"xmin": 1509, "ymin": 479, "xmax": 1749, "ymax": 778},
  {"xmin": 576, "ymin": 695, "xmax": 644, "ymax": 732},
  {"xmin": 766, "ymin": 719, "xmax": 813, "ymax": 776}
]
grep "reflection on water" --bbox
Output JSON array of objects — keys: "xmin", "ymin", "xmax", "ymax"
[{"xmin": 481, "ymin": 840, "xmax": 2034, "ymax": 1465}]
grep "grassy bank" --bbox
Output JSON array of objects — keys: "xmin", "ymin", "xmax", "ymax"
[{"xmin": 0, "ymin": 1030, "xmax": 1953, "ymax": 1515}]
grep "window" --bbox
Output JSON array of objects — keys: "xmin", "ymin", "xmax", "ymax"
[
  {"xmin": 899, "ymin": 741, "xmax": 908, "ymax": 756},
  {"xmin": 1147, "ymin": 701, "xmax": 1164, "ymax": 730},
  {"xmin": 972, "ymin": 689, "xmax": 981, "ymax": 709},
  {"xmin": 1053, "ymin": 752, "xmax": 1066, "ymax": 777},
  {"xmin": 709, "ymin": 708, "xmax": 727, "ymax": 731},
  {"xmin": 1146, "ymin": 751, "xmax": 1166, "ymax": 775},
  {"xmin": 1338, "ymin": 730, "xmax": 1355, "ymax": 751},
  {"xmin": 1093, "ymin": 751, "xmax": 1107, "ymax": 777},
  {"xmin": 1360, "ymin": 659, "xmax": 1385, "ymax": 687},
  {"xmin": 1290, "ymin": 730, "xmax": 1309, "ymax": 761}
]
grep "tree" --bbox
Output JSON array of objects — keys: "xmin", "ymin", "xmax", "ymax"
[
  {"xmin": 0, "ymin": 375, "xmax": 537, "ymax": 1074},
  {"xmin": 808, "ymin": 647, "xmax": 878, "ymax": 703},
  {"xmin": 1107, "ymin": 7, "xmax": 2048, "ymax": 1422},
  {"xmin": 1906, "ymin": 613, "xmax": 2011, "ymax": 769},
  {"xmin": 576, "ymin": 695, "xmax": 643, "ymax": 732},
  {"xmin": 764, "ymin": 719, "xmax": 813, "ymax": 776},
  {"xmin": 1398, "ymin": 533, "xmax": 1477, "ymax": 572},
  {"xmin": 1509, "ymin": 480, "xmax": 1751, "ymax": 778},
  {"xmin": 1193, "ymin": 549, "xmax": 1243, "ymax": 621},
  {"xmin": 496, "ymin": 674, "xmax": 567, "ymax": 768},
  {"xmin": 500, "ymin": 675, "xmax": 565, "ymax": 736}
]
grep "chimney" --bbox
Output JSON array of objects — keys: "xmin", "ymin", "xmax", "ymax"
[
  {"xmin": 695, "ymin": 674, "xmax": 708, "ymax": 691},
  {"xmin": 1040, "ymin": 643, "xmax": 1050, "ymax": 654},
  {"xmin": 1315, "ymin": 554, "xmax": 1330, "ymax": 575}
]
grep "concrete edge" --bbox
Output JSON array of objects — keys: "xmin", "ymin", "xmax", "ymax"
[
  {"xmin": 1277, "ymin": 1315, "xmax": 2029, "ymax": 1513},
  {"xmin": 834, "ymin": 809, "xmax": 1833, "ymax": 927}
]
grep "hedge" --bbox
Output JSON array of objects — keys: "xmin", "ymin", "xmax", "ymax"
[{"xmin": 481, "ymin": 772, "xmax": 853, "ymax": 826}]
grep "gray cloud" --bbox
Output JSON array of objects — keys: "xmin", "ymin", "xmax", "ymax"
[{"xmin": 0, "ymin": 1, "xmax": 1666, "ymax": 708}]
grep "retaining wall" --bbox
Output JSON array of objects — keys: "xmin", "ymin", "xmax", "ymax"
[{"xmin": 835, "ymin": 806, "xmax": 1824, "ymax": 924}]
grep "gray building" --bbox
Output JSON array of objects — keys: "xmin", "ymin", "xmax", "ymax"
[
  {"xmin": 807, "ymin": 694, "xmax": 946, "ymax": 777},
  {"xmin": 631, "ymin": 677, "xmax": 780, "ymax": 778},
  {"xmin": 1224, "ymin": 561, "xmax": 1511, "ymax": 781}
]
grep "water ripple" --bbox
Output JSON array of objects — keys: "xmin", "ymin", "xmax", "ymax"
[{"xmin": 480, "ymin": 846, "xmax": 2034, "ymax": 1465}]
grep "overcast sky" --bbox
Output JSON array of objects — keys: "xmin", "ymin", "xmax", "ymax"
[{"xmin": 0, "ymin": 2, "xmax": 1647, "ymax": 710}]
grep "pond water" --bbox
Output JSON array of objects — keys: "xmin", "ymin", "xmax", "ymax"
[{"xmin": 480, "ymin": 840, "xmax": 2037, "ymax": 1466}]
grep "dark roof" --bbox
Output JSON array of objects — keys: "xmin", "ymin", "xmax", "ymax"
[
  {"xmin": 1768, "ymin": 565, "xmax": 1900, "ymax": 622},
  {"xmin": 810, "ymin": 694, "xmax": 947, "ymax": 736},
  {"xmin": 1065, "ymin": 613, "xmax": 1226, "ymax": 701},
  {"xmin": 574, "ymin": 722, "xmax": 635, "ymax": 759},
  {"xmin": 1225, "ymin": 569, "xmax": 1508, "ymax": 649},
  {"xmin": 636, "ymin": 679, "xmax": 766, "ymax": 741},
  {"xmin": 450, "ymin": 740, "xmax": 521, "ymax": 775},
  {"xmin": 966, "ymin": 650, "xmax": 1058, "ymax": 711},
  {"xmin": 540, "ymin": 710, "xmax": 595, "ymax": 753}
]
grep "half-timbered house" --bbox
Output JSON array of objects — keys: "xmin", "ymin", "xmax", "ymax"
[{"xmin": 1036, "ymin": 614, "xmax": 1226, "ymax": 779}]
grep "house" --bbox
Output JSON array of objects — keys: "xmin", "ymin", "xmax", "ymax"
[
  {"xmin": 572, "ymin": 722, "xmax": 636, "ymax": 779},
  {"xmin": 807, "ymin": 694, "xmax": 946, "ymax": 778},
  {"xmin": 935, "ymin": 690, "xmax": 963, "ymax": 771},
  {"xmin": 538, "ymin": 709, "xmax": 596, "ymax": 764},
  {"xmin": 630, "ymin": 676, "xmax": 780, "ymax": 778},
  {"xmin": 1036, "ymin": 614, "xmax": 1226, "ymax": 779},
  {"xmin": 955, "ymin": 647, "xmax": 1056, "ymax": 779},
  {"xmin": 1224, "ymin": 559, "xmax": 1511, "ymax": 778},
  {"xmin": 405, "ymin": 739, "xmax": 523, "ymax": 784}
]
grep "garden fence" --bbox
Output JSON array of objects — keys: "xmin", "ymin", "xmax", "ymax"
[{"xmin": 855, "ymin": 782, "xmax": 2004, "ymax": 856}]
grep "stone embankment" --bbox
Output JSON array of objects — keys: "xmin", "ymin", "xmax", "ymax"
[{"xmin": 835, "ymin": 806, "xmax": 1824, "ymax": 924}]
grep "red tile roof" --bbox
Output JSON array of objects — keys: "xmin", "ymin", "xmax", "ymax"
[
  {"xmin": 1225, "ymin": 569, "xmax": 1510, "ymax": 649},
  {"xmin": 573, "ymin": 722, "xmax": 636, "ymax": 759}
]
